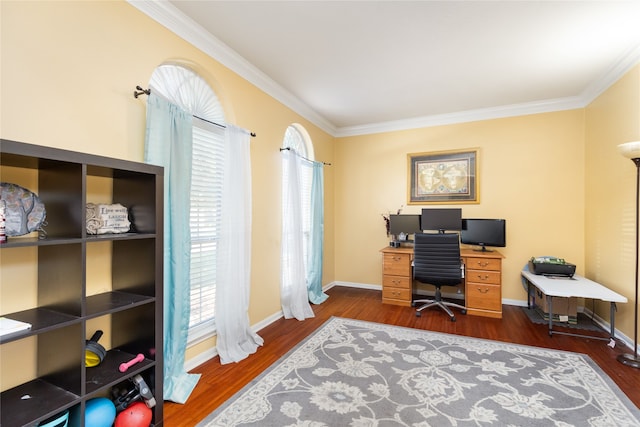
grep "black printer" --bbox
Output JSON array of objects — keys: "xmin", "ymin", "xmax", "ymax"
[{"xmin": 528, "ymin": 256, "xmax": 576, "ymax": 277}]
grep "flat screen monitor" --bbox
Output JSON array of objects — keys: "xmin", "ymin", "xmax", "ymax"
[
  {"xmin": 389, "ymin": 214, "xmax": 422, "ymax": 236},
  {"xmin": 461, "ymin": 218, "xmax": 506, "ymax": 252},
  {"xmin": 420, "ymin": 208, "xmax": 462, "ymax": 233}
]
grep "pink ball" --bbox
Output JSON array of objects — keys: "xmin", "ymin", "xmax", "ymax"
[{"xmin": 114, "ymin": 402, "xmax": 152, "ymax": 427}]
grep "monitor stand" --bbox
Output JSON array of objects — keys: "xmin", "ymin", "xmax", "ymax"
[{"xmin": 473, "ymin": 245, "xmax": 494, "ymax": 252}]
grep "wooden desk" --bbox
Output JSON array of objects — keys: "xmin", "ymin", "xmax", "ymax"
[
  {"xmin": 521, "ymin": 269, "xmax": 627, "ymax": 341},
  {"xmin": 380, "ymin": 246, "xmax": 504, "ymax": 318}
]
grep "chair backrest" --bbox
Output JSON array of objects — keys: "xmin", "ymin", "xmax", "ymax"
[{"xmin": 413, "ymin": 232, "xmax": 462, "ymax": 286}]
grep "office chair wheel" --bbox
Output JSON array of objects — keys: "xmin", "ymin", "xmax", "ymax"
[
  {"xmin": 451, "ymin": 316, "xmax": 456, "ymax": 322},
  {"xmin": 461, "ymin": 309, "xmax": 467, "ymax": 315},
  {"xmin": 415, "ymin": 311, "xmax": 421, "ymax": 317}
]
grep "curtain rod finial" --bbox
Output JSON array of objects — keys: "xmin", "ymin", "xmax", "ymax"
[{"xmin": 134, "ymin": 85, "xmax": 150, "ymax": 98}]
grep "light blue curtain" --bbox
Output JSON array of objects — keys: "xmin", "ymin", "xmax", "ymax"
[
  {"xmin": 144, "ymin": 93, "xmax": 201, "ymax": 404},
  {"xmin": 307, "ymin": 161, "xmax": 328, "ymax": 304},
  {"xmin": 215, "ymin": 125, "xmax": 263, "ymax": 364}
]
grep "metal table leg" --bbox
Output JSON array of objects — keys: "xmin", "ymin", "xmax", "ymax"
[{"xmin": 548, "ymin": 294, "xmax": 553, "ymax": 336}]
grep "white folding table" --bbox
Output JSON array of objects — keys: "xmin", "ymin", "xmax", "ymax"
[{"xmin": 521, "ymin": 269, "xmax": 628, "ymax": 343}]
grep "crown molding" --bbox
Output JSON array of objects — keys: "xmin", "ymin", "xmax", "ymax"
[
  {"xmin": 128, "ymin": 1, "xmax": 639, "ymax": 139},
  {"xmin": 580, "ymin": 44, "xmax": 640, "ymax": 105},
  {"xmin": 334, "ymin": 96, "xmax": 587, "ymax": 137},
  {"xmin": 127, "ymin": 0, "xmax": 337, "ymax": 135}
]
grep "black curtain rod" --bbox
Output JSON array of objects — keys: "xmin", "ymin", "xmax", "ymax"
[
  {"xmin": 280, "ymin": 147, "xmax": 331, "ymax": 166},
  {"xmin": 134, "ymin": 85, "xmax": 256, "ymax": 137}
]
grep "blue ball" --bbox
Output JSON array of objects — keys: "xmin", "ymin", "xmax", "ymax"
[{"xmin": 85, "ymin": 397, "xmax": 116, "ymax": 427}]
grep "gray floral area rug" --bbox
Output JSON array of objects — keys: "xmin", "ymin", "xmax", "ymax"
[{"xmin": 197, "ymin": 317, "xmax": 640, "ymax": 427}]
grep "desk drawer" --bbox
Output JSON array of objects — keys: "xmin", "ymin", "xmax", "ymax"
[
  {"xmin": 466, "ymin": 283, "xmax": 501, "ymax": 311},
  {"xmin": 466, "ymin": 269, "xmax": 501, "ymax": 285},
  {"xmin": 382, "ymin": 286, "xmax": 412, "ymax": 302},
  {"xmin": 383, "ymin": 253, "xmax": 411, "ymax": 276},
  {"xmin": 383, "ymin": 275, "xmax": 411, "ymax": 290},
  {"xmin": 466, "ymin": 257, "xmax": 501, "ymax": 271}
]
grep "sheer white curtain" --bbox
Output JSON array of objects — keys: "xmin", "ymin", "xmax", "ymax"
[
  {"xmin": 281, "ymin": 149, "xmax": 315, "ymax": 320},
  {"xmin": 215, "ymin": 124, "xmax": 263, "ymax": 363}
]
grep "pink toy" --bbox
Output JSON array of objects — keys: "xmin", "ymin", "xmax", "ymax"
[{"xmin": 119, "ymin": 353, "xmax": 145, "ymax": 373}]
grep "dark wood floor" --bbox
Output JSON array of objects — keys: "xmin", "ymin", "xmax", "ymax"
[{"xmin": 163, "ymin": 286, "xmax": 640, "ymax": 426}]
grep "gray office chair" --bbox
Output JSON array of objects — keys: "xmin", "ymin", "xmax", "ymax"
[{"xmin": 412, "ymin": 232, "xmax": 467, "ymax": 321}]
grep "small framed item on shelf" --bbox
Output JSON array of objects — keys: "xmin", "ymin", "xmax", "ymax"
[{"xmin": 86, "ymin": 203, "xmax": 131, "ymax": 235}]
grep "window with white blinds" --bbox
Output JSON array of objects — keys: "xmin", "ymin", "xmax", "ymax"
[
  {"xmin": 282, "ymin": 125, "xmax": 314, "ymax": 272},
  {"xmin": 149, "ymin": 63, "xmax": 226, "ymax": 343},
  {"xmin": 189, "ymin": 120, "xmax": 225, "ymax": 333}
]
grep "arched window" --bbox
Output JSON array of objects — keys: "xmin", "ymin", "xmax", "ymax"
[
  {"xmin": 150, "ymin": 64, "xmax": 224, "ymax": 341},
  {"xmin": 150, "ymin": 64, "xmax": 225, "ymax": 122},
  {"xmin": 283, "ymin": 124, "xmax": 314, "ymax": 160}
]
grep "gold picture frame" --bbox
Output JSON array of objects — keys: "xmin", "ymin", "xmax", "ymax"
[{"xmin": 407, "ymin": 148, "xmax": 479, "ymax": 204}]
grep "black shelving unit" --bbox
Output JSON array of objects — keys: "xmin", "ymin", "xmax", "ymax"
[{"xmin": 1, "ymin": 139, "xmax": 164, "ymax": 426}]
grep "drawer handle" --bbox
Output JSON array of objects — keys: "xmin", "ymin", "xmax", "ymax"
[
  {"xmin": 476, "ymin": 261, "xmax": 490, "ymax": 267},
  {"xmin": 476, "ymin": 287, "xmax": 490, "ymax": 294},
  {"xmin": 392, "ymin": 280, "xmax": 400, "ymax": 285},
  {"xmin": 476, "ymin": 274, "xmax": 490, "ymax": 280},
  {"xmin": 393, "ymin": 256, "xmax": 402, "ymax": 261}
]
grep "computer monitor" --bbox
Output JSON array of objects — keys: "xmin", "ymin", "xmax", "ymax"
[
  {"xmin": 420, "ymin": 208, "xmax": 462, "ymax": 233},
  {"xmin": 461, "ymin": 218, "xmax": 506, "ymax": 252},
  {"xmin": 389, "ymin": 214, "xmax": 422, "ymax": 236}
]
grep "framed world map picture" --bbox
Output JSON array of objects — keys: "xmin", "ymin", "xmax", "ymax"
[{"xmin": 407, "ymin": 148, "xmax": 479, "ymax": 204}]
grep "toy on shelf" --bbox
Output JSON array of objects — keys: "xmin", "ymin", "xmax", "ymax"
[
  {"xmin": 85, "ymin": 330, "xmax": 106, "ymax": 367},
  {"xmin": 119, "ymin": 353, "xmax": 145, "ymax": 373},
  {"xmin": 114, "ymin": 401, "xmax": 152, "ymax": 427},
  {"xmin": 84, "ymin": 397, "xmax": 116, "ymax": 427}
]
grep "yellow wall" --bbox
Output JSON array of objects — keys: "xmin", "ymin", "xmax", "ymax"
[
  {"xmin": 335, "ymin": 110, "xmax": 586, "ymax": 302},
  {"xmin": 585, "ymin": 65, "xmax": 640, "ymax": 335},
  {"xmin": 1, "ymin": 0, "xmax": 639, "ymax": 379},
  {"xmin": 0, "ymin": 1, "xmax": 335, "ymax": 369}
]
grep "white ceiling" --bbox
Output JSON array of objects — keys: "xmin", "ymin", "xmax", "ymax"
[{"xmin": 132, "ymin": 1, "xmax": 640, "ymax": 137}]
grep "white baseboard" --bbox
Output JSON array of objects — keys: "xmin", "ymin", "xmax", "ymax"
[
  {"xmin": 332, "ymin": 281, "xmax": 381, "ymax": 290},
  {"xmin": 580, "ymin": 306, "xmax": 635, "ymax": 352},
  {"xmin": 185, "ymin": 347, "xmax": 218, "ymax": 372}
]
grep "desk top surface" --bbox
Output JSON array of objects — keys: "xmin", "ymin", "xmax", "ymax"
[
  {"xmin": 521, "ymin": 270, "xmax": 628, "ymax": 303},
  {"xmin": 381, "ymin": 246, "xmax": 504, "ymax": 259}
]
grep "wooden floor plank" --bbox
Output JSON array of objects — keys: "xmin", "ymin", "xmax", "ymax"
[{"xmin": 163, "ymin": 286, "xmax": 640, "ymax": 426}]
